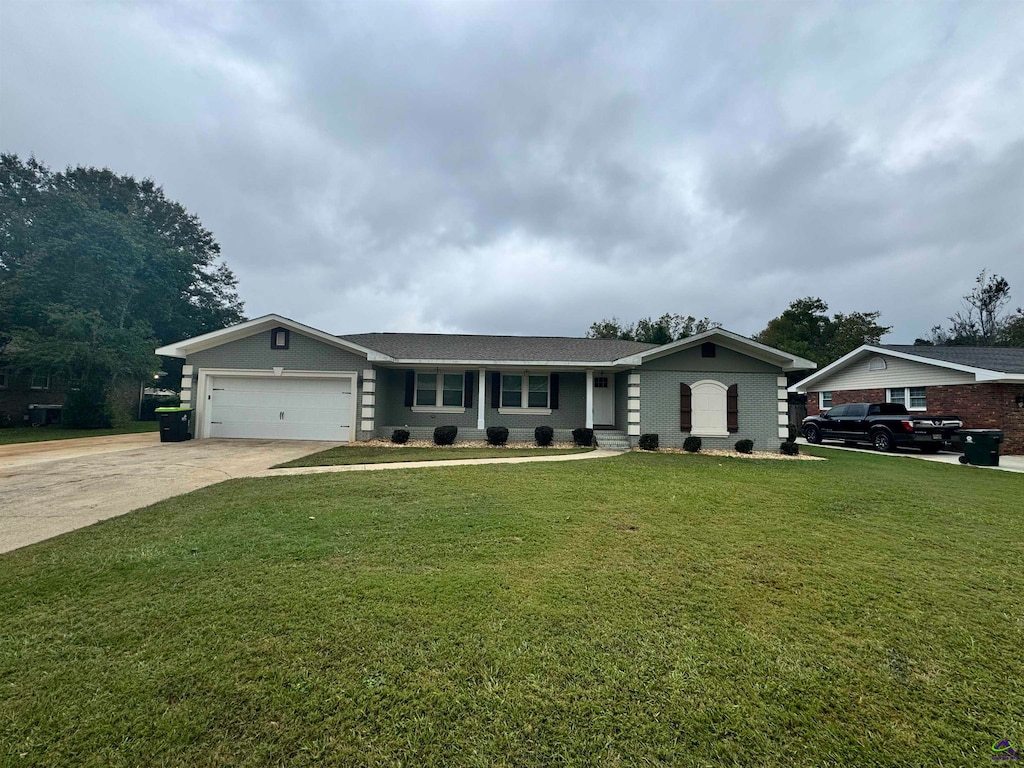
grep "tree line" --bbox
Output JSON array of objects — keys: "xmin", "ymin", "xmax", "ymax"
[
  {"xmin": 588, "ymin": 270, "xmax": 1023, "ymax": 366},
  {"xmin": 0, "ymin": 155, "xmax": 245, "ymax": 425}
]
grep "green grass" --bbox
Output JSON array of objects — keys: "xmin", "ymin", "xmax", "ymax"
[
  {"xmin": 1, "ymin": 448, "xmax": 1022, "ymax": 766},
  {"xmin": 0, "ymin": 421, "xmax": 158, "ymax": 445},
  {"xmin": 275, "ymin": 444, "xmax": 590, "ymax": 468}
]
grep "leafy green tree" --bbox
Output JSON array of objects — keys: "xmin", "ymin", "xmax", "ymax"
[
  {"xmin": 0, "ymin": 155, "xmax": 245, "ymax": 421},
  {"xmin": 587, "ymin": 313, "xmax": 718, "ymax": 343},
  {"xmin": 929, "ymin": 270, "xmax": 1020, "ymax": 346},
  {"xmin": 754, "ymin": 297, "xmax": 890, "ymax": 365}
]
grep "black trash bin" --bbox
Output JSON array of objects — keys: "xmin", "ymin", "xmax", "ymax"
[
  {"xmin": 957, "ymin": 429, "xmax": 1003, "ymax": 467},
  {"xmin": 155, "ymin": 406, "xmax": 193, "ymax": 443}
]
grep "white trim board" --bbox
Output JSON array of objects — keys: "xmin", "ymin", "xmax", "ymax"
[
  {"xmin": 613, "ymin": 327, "xmax": 817, "ymax": 372},
  {"xmin": 156, "ymin": 315, "xmax": 379, "ymax": 360},
  {"xmin": 789, "ymin": 344, "xmax": 1024, "ymax": 393}
]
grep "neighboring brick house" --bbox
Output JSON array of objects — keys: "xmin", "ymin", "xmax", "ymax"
[
  {"xmin": 156, "ymin": 314, "xmax": 816, "ymax": 449},
  {"xmin": 0, "ymin": 368, "xmax": 143, "ymax": 426},
  {"xmin": 790, "ymin": 345, "xmax": 1024, "ymax": 454},
  {"xmin": 0, "ymin": 368, "xmax": 65, "ymax": 425}
]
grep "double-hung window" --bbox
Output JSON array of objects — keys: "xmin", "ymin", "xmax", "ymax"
[
  {"xmin": 819, "ymin": 391, "xmax": 833, "ymax": 409},
  {"xmin": 887, "ymin": 386, "xmax": 926, "ymax": 410},
  {"xmin": 500, "ymin": 374, "xmax": 550, "ymax": 410},
  {"xmin": 30, "ymin": 372, "xmax": 50, "ymax": 390},
  {"xmin": 415, "ymin": 373, "xmax": 464, "ymax": 408}
]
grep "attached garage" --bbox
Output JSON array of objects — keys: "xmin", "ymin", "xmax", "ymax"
[{"xmin": 198, "ymin": 372, "xmax": 356, "ymax": 442}]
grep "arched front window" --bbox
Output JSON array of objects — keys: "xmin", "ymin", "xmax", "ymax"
[
  {"xmin": 868, "ymin": 356, "xmax": 887, "ymax": 371},
  {"xmin": 690, "ymin": 379, "xmax": 729, "ymax": 437}
]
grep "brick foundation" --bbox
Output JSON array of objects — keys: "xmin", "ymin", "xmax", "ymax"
[{"xmin": 806, "ymin": 384, "xmax": 1024, "ymax": 454}]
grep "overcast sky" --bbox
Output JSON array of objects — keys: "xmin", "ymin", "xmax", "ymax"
[{"xmin": 2, "ymin": 1, "xmax": 1023, "ymax": 340}]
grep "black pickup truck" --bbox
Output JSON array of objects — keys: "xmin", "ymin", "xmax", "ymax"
[{"xmin": 802, "ymin": 402, "xmax": 962, "ymax": 452}]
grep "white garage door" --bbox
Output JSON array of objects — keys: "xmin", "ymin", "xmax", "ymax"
[{"xmin": 207, "ymin": 376, "xmax": 353, "ymax": 441}]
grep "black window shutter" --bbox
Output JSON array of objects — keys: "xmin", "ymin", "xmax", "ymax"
[
  {"xmin": 491, "ymin": 371, "xmax": 501, "ymax": 408},
  {"xmin": 404, "ymin": 370, "xmax": 414, "ymax": 408},
  {"xmin": 464, "ymin": 370, "xmax": 474, "ymax": 408},
  {"xmin": 680, "ymin": 383, "xmax": 692, "ymax": 432},
  {"xmin": 550, "ymin": 373, "xmax": 560, "ymax": 409},
  {"xmin": 727, "ymin": 384, "xmax": 739, "ymax": 433}
]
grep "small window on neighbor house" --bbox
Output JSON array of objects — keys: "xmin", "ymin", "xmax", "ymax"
[
  {"xmin": 868, "ymin": 356, "xmax": 887, "ymax": 371},
  {"xmin": 271, "ymin": 327, "xmax": 290, "ymax": 350},
  {"xmin": 701, "ymin": 342, "xmax": 716, "ymax": 358},
  {"xmin": 819, "ymin": 391, "xmax": 833, "ymax": 408},
  {"xmin": 909, "ymin": 386, "xmax": 927, "ymax": 409},
  {"xmin": 30, "ymin": 373, "xmax": 50, "ymax": 390}
]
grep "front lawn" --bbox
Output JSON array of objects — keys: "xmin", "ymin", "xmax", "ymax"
[
  {"xmin": 2, "ymin": 448, "xmax": 1021, "ymax": 766},
  {"xmin": 275, "ymin": 444, "xmax": 590, "ymax": 468},
  {"xmin": 0, "ymin": 421, "xmax": 158, "ymax": 445}
]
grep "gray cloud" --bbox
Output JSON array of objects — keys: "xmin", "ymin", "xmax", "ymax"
[{"xmin": 2, "ymin": 0, "xmax": 1022, "ymax": 341}]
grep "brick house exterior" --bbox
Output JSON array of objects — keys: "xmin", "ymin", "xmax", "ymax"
[
  {"xmin": 158, "ymin": 315, "xmax": 816, "ymax": 447},
  {"xmin": 794, "ymin": 345, "xmax": 1024, "ymax": 455},
  {"xmin": 0, "ymin": 369, "xmax": 66, "ymax": 426}
]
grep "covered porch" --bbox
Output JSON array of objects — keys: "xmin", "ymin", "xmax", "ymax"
[{"xmin": 368, "ymin": 365, "xmax": 637, "ymax": 441}]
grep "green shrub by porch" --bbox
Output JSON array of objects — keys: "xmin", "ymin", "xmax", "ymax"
[
  {"xmin": 391, "ymin": 429, "xmax": 410, "ymax": 445},
  {"xmin": 572, "ymin": 428, "xmax": 594, "ymax": 447},
  {"xmin": 433, "ymin": 425, "xmax": 458, "ymax": 446},
  {"xmin": 780, "ymin": 441, "xmax": 799, "ymax": 456},
  {"xmin": 735, "ymin": 439, "xmax": 754, "ymax": 454},
  {"xmin": 486, "ymin": 427, "xmax": 509, "ymax": 446},
  {"xmin": 638, "ymin": 433, "xmax": 659, "ymax": 451},
  {"xmin": 683, "ymin": 436, "xmax": 702, "ymax": 453},
  {"xmin": 535, "ymin": 425, "xmax": 554, "ymax": 446}
]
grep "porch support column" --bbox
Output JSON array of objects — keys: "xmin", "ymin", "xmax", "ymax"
[
  {"xmin": 477, "ymin": 367, "xmax": 486, "ymax": 430},
  {"xmin": 585, "ymin": 369, "xmax": 595, "ymax": 429}
]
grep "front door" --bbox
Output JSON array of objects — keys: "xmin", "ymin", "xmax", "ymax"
[{"xmin": 593, "ymin": 374, "xmax": 615, "ymax": 427}]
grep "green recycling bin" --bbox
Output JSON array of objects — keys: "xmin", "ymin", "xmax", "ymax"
[
  {"xmin": 155, "ymin": 406, "xmax": 193, "ymax": 443},
  {"xmin": 957, "ymin": 429, "xmax": 1003, "ymax": 467}
]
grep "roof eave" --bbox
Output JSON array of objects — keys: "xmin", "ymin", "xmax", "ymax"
[
  {"xmin": 788, "ymin": 344, "xmax": 1012, "ymax": 393},
  {"xmin": 381, "ymin": 359, "xmax": 632, "ymax": 368},
  {"xmin": 155, "ymin": 314, "xmax": 383, "ymax": 360},
  {"xmin": 614, "ymin": 328, "xmax": 816, "ymax": 371}
]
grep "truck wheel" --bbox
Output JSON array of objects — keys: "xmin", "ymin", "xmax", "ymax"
[
  {"xmin": 803, "ymin": 424, "xmax": 822, "ymax": 444},
  {"xmin": 872, "ymin": 429, "xmax": 893, "ymax": 452}
]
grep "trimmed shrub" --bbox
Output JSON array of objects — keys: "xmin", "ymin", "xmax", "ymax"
[
  {"xmin": 638, "ymin": 433, "xmax": 659, "ymax": 451},
  {"xmin": 433, "ymin": 425, "xmax": 458, "ymax": 446},
  {"xmin": 735, "ymin": 439, "xmax": 754, "ymax": 454},
  {"xmin": 391, "ymin": 429, "xmax": 410, "ymax": 445},
  {"xmin": 572, "ymin": 427, "xmax": 594, "ymax": 447},
  {"xmin": 535, "ymin": 425, "xmax": 554, "ymax": 447},
  {"xmin": 780, "ymin": 441, "xmax": 799, "ymax": 456},
  {"xmin": 683, "ymin": 436, "xmax": 702, "ymax": 453},
  {"xmin": 486, "ymin": 426, "xmax": 509, "ymax": 446}
]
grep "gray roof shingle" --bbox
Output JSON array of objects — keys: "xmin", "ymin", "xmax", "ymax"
[
  {"xmin": 880, "ymin": 345, "xmax": 1024, "ymax": 374},
  {"xmin": 338, "ymin": 332, "xmax": 657, "ymax": 363}
]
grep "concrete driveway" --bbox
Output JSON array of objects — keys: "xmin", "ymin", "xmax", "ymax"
[
  {"xmin": 0, "ymin": 434, "xmax": 340, "ymax": 554},
  {"xmin": 796, "ymin": 438, "xmax": 1024, "ymax": 473}
]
